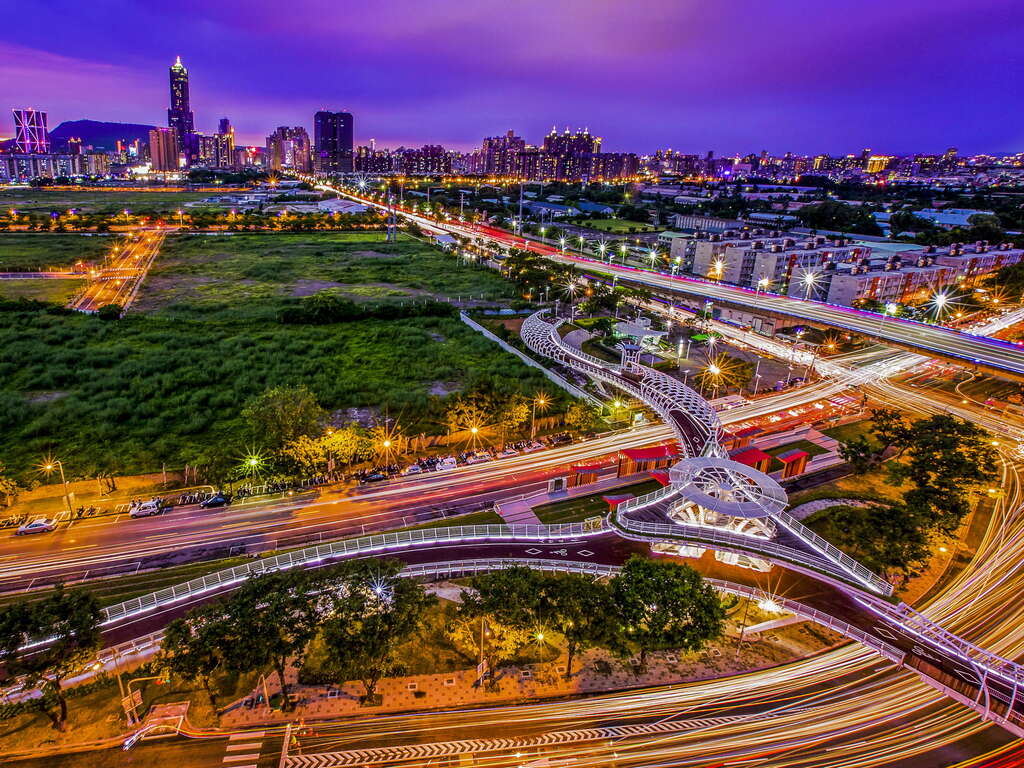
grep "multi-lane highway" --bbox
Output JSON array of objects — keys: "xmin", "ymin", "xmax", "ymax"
[{"xmin": 316, "ymin": 177, "xmax": 1024, "ymax": 380}]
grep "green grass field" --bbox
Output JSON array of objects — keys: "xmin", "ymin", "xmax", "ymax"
[
  {"xmin": 578, "ymin": 218, "xmax": 657, "ymax": 233},
  {"xmin": 0, "ymin": 300, "xmax": 555, "ymax": 479},
  {"xmin": 0, "ymin": 189, "xmax": 231, "ymax": 215},
  {"xmin": 0, "ymin": 233, "xmax": 114, "ymax": 270},
  {"xmin": 821, "ymin": 419, "xmax": 875, "ymax": 445},
  {"xmin": 135, "ymin": 232, "xmax": 515, "ymax": 313},
  {"xmin": 0, "ymin": 278, "xmax": 84, "ymax": 304}
]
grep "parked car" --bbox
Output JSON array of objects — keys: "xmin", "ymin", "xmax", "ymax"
[
  {"xmin": 403, "ymin": 464, "xmax": 423, "ymax": 476},
  {"xmin": 16, "ymin": 517, "xmax": 57, "ymax": 536},
  {"xmin": 200, "ymin": 493, "xmax": 231, "ymax": 508},
  {"xmin": 129, "ymin": 500, "xmax": 162, "ymax": 518},
  {"xmin": 362, "ymin": 472, "xmax": 388, "ymax": 483}
]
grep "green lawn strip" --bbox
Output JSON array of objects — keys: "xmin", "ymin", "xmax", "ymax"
[
  {"xmin": 533, "ymin": 479, "xmax": 663, "ymax": 524},
  {"xmin": 577, "ymin": 218, "xmax": 656, "ymax": 233},
  {"xmin": 764, "ymin": 439, "xmax": 829, "ymax": 472},
  {"xmin": 0, "ymin": 278, "xmax": 84, "ymax": 304},
  {"xmin": 0, "ymin": 233, "xmax": 112, "ymax": 270},
  {"xmin": 821, "ymin": 419, "xmax": 875, "ymax": 445}
]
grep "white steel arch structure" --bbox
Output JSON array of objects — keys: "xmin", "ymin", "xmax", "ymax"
[{"xmin": 521, "ymin": 310, "xmax": 892, "ymax": 595}]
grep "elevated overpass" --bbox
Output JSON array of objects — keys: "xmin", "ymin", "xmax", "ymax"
[{"xmin": 314, "ymin": 177, "xmax": 1024, "ymax": 381}]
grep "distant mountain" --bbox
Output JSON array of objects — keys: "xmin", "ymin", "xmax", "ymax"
[{"xmin": 49, "ymin": 119, "xmax": 157, "ymax": 151}]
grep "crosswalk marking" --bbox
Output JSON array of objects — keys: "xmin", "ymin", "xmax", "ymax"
[
  {"xmin": 230, "ymin": 731, "xmax": 265, "ymax": 740},
  {"xmin": 224, "ymin": 754, "xmax": 261, "ymax": 763},
  {"xmin": 284, "ymin": 715, "xmax": 745, "ymax": 767},
  {"xmin": 227, "ymin": 742, "xmax": 263, "ymax": 751}
]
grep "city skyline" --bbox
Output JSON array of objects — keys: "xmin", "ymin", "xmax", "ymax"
[{"xmin": 1, "ymin": 0, "xmax": 1023, "ymax": 155}]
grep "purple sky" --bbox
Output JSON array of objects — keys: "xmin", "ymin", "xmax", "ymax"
[{"xmin": 2, "ymin": 0, "xmax": 1023, "ymax": 155}]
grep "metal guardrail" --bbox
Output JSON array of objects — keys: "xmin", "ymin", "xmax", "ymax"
[
  {"xmin": 100, "ymin": 521, "xmax": 605, "ymax": 625},
  {"xmin": 772, "ymin": 509, "xmax": 893, "ymax": 596},
  {"xmin": 617, "ymin": 484, "xmax": 678, "ymax": 513}
]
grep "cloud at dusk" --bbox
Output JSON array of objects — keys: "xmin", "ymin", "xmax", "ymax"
[{"xmin": 2, "ymin": 0, "xmax": 1023, "ymax": 154}]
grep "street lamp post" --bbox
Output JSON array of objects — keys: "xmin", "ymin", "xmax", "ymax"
[
  {"xmin": 878, "ymin": 302, "xmax": 899, "ymax": 333},
  {"xmin": 531, "ymin": 395, "xmax": 548, "ymax": 439},
  {"xmin": 44, "ymin": 459, "xmax": 72, "ymax": 514}
]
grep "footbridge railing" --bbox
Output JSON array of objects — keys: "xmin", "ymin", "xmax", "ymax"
[{"xmin": 99, "ymin": 521, "xmax": 605, "ymax": 626}]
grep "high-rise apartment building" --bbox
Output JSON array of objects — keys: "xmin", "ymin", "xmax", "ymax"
[
  {"xmin": 480, "ymin": 130, "xmax": 525, "ymax": 176},
  {"xmin": 149, "ymin": 127, "xmax": 180, "ymax": 171},
  {"xmin": 266, "ymin": 126, "xmax": 311, "ymax": 171},
  {"xmin": 541, "ymin": 128, "xmax": 602, "ymax": 180},
  {"xmin": 313, "ymin": 111, "xmax": 354, "ymax": 173},
  {"xmin": 167, "ymin": 56, "xmax": 195, "ymax": 160},
  {"xmin": 13, "ymin": 109, "xmax": 50, "ymax": 153}
]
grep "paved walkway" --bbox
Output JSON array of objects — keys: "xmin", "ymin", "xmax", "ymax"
[
  {"xmin": 787, "ymin": 497, "xmax": 873, "ymax": 521},
  {"xmin": 221, "ymin": 623, "xmax": 835, "ymax": 729}
]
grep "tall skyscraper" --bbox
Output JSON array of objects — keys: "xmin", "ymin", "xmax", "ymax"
[
  {"xmin": 313, "ymin": 111, "xmax": 354, "ymax": 174},
  {"xmin": 149, "ymin": 127, "xmax": 180, "ymax": 171},
  {"xmin": 215, "ymin": 117, "xmax": 235, "ymax": 168},
  {"xmin": 167, "ymin": 56, "xmax": 195, "ymax": 160},
  {"xmin": 13, "ymin": 109, "xmax": 50, "ymax": 153},
  {"xmin": 266, "ymin": 126, "xmax": 311, "ymax": 171}
]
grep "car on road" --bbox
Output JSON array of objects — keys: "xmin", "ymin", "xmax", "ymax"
[
  {"xmin": 402, "ymin": 464, "xmax": 423, "ymax": 476},
  {"xmin": 129, "ymin": 500, "xmax": 162, "ymax": 518},
  {"xmin": 199, "ymin": 493, "xmax": 231, "ymax": 508},
  {"xmin": 17, "ymin": 517, "xmax": 57, "ymax": 536},
  {"xmin": 362, "ymin": 472, "xmax": 388, "ymax": 483}
]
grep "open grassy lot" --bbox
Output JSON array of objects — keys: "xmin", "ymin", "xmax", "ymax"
[
  {"xmin": 0, "ymin": 188, "xmax": 229, "ymax": 215},
  {"xmin": 0, "ymin": 298, "xmax": 553, "ymax": 479},
  {"xmin": 578, "ymin": 218, "xmax": 657, "ymax": 233},
  {"xmin": 135, "ymin": 232, "xmax": 515, "ymax": 313},
  {"xmin": 0, "ymin": 278, "xmax": 84, "ymax": 304},
  {"xmin": 0, "ymin": 233, "xmax": 113, "ymax": 270}
]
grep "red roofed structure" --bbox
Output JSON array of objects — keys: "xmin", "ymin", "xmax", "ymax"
[{"xmin": 729, "ymin": 446, "xmax": 772, "ymax": 473}]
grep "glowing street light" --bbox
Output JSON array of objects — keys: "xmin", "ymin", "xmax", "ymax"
[
  {"xmin": 644, "ymin": 247, "xmax": 658, "ymax": 269},
  {"xmin": 800, "ymin": 271, "xmax": 819, "ymax": 301},
  {"xmin": 755, "ymin": 276, "xmax": 770, "ymax": 298},
  {"xmin": 619, "ymin": 243, "xmax": 627, "ymax": 263},
  {"xmin": 559, "ymin": 236, "xmax": 566, "ymax": 253}
]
